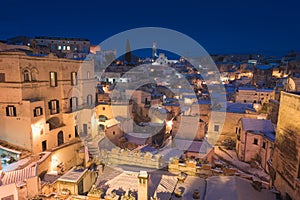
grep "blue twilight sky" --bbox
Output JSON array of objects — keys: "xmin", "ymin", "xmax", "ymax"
[{"xmin": 0, "ymin": 0, "xmax": 299, "ymax": 56}]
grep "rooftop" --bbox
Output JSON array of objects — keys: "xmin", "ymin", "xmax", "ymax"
[
  {"xmin": 241, "ymin": 118, "xmax": 275, "ymax": 141},
  {"xmin": 57, "ymin": 167, "xmax": 87, "ymax": 183},
  {"xmin": 205, "ymin": 176, "xmax": 276, "ymax": 200}
]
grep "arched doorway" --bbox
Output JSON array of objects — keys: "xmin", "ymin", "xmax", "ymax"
[{"xmin": 57, "ymin": 131, "xmax": 64, "ymax": 146}]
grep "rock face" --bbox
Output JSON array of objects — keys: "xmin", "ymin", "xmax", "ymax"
[{"xmin": 272, "ymin": 91, "xmax": 300, "ymax": 200}]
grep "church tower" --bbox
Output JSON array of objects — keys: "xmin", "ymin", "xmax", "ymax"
[{"xmin": 152, "ymin": 41, "xmax": 157, "ymax": 61}]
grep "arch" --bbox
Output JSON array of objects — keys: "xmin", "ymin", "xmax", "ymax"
[
  {"xmin": 31, "ymin": 67, "xmax": 39, "ymax": 81},
  {"xmin": 46, "ymin": 117, "xmax": 61, "ymax": 130},
  {"xmin": 99, "ymin": 115, "xmax": 108, "ymax": 122},
  {"xmin": 57, "ymin": 131, "xmax": 64, "ymax": 146}
]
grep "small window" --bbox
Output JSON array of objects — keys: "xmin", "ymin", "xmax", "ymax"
[
  {"xmin": 113, "ymin": 131, "xmax": 115, "ymax": 135},
  {"xmin": 49, "ymin": 72, "xmax": 58, "ymax": 87},
  {"xmin": 254, "ymin": 138, "xmax": 258, "ymax": 145},
  {"xmin": 214, "ymin": 125, "xmax": 219, "ymax": 132},
  {"xmin": 33, "ymin": 107, "xmax": 43, "ymax": 117},
  {"xmin": 102, "ymin": 107, "xmax": 105, "ymax": 111},
  {"xmin": 262, "ymin": 141, "xmax": 266, "ymax": 149},
  {"xmin": 24, "ymin": 69, "xmax": 31, "ymax": 82},
  {"xmin": 70, "ymin": 97, "xmax": 78, "ymax": 110},
  {"xmin": 87, "ymin": 71, "xmax": 90, "ymax": 79},
  {"xmin": 6, "ymin": 106, "xmax": 16, "ymax": 117},
  {"xmin": 58, "ymin": 45, "xmax": 62, "ymax": 50},
  {"xmin": 31, "ymin": 68, "xmax": 38, "ymax": 81},
  {"xmin": 87, "ymin": 94, "xmax": 93, "ymax": 105},
  {"xmin": 48, "ymin": 100, "xmax": 59, "ymax": 114},
  {"xmin": 244, "ymin": 100, "xmax": 247, "ymax": 103},
  {"xmin": 0, "ymin": 73, "xmax": 6, "ymax": 82},
  {"xmin": 42, "ymin": 140, "xmax": 47, "ymax": 151},
  {"xmin": 71, "ymin": 72, "xmax": 77, "ymax": 86}
]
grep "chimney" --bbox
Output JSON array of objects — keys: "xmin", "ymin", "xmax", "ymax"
[{"xmin": 138, "ymin": 171, "xmax": 149, "ymax": 200}]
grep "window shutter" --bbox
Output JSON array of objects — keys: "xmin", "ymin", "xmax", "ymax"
[
  {"xmin": 56, "ymin": 100, "xmax": 60, "ymax": 113},
  {"xmin": 48, "ymin": 101, "xmax": 52, "ymax": 109},
  {"xmin": 54, "ymin": 72, "xmax": 58, "ymax": 86},
  {"xmin": 40, "ymin": 108, "xmax": 43, "ymax": 115},
  {"xmin": 13, "ymin": 106, "xmax": 16, "ymax": 116},
  {"xmin": 6, "ymin": 106, "xmax": 9, "ymax": 116},
  {"xmin": 33, "ymin": 109, "xmax": 37, "ymax": 117}
]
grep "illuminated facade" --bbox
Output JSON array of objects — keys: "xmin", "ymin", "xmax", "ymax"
[{"xmin": 0, "ymin": 51, "xmax": 97, "ymax": 153}]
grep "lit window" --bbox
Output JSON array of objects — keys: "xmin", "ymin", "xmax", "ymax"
[
  {"xmin": 33, "ymin": 107, "xmax": 43, "ymax": 117},
  {"xmin": 6, "ymin": 105, "xmax": 16, "ymax": 117},
  {"xmin": 49, "ymin": 72, "xmax": 57, "ymax": 87},
  {"xmin": 254, "ymin": 138, "xmax": 258, "ymax": 145},
  {"xmin": 71, "ymin": 72, "xmax": 77, "ymax": 86},
  {"xmin": 63, "ymin": 46, "xmax": 66, "ymax": 50},
  {"xmin": 67, "ymin": 46, "xmax": 70, "ymax": 50},
  {"xmin": 48, "ymin": 100, "xmax": 59, "ymax": 114},
  {"xmin": 58, "ymin": 45, "xmax": 62, "ymax": 50}
]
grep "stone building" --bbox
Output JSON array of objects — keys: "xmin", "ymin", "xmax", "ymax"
[
  {"xmin": 0, "ymin": 51, "xmax": 97, "ymax": 154},
  {"xmin": 252, "ymin": 65, "xmax": 274, "ymax": 88},
  {"xmin": 236, "ymin": 118, "xmax": 275, "ymax": 172},
  {"xmin": 235, "ymin": 86, "xmax": 275, "ymax": 104},
  {"xmin": 271, "ymin": 91, "xmax": 300, "ymax": 200},
  {"xmin": 0, "ymin": 165, "xmax": 40, "ymax": 200},
  {"xmin": 30, "ymin": 36, "xmax": 90, "ymax": 59}
]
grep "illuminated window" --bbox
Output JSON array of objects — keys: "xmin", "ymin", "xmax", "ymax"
[
  {"xmin": 58, "ymin": 45, "xmax": 62, "ymax": 50},
  {"xmin": 48, "ymin": 100, "xmax": 59, "ymax": 114},
  {"xmin": 49, "ymin": 72, "xmax": 57, "ymax": 87},
  {"xmin": 63, "ymin": 46, "xmax": 66, "ymax": 50},
  {"xmin": 67, "ymin": 46, "xmax": 70, "ymax": 50},
  {"xmin": 33, "ymin": 107, "xmax": 43, "ymax": 117},
  {"xmin": 71, "ymin": 72, "xmax": 77, "ymax": 86},
  {"xmin": 6, "ymin": 105, "xmax": 16, "ymax": 117}
]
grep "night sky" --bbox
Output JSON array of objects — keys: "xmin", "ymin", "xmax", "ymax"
[{"xmin": 1, "ymin": 0, "xmax": 300, "ymax": 56}]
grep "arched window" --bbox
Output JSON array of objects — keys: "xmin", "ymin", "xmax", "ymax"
[
  {"xmin": 24, "ymin": 69, "xmax": 31, "ymax": 82},
  {"xmin": 57, "ymin": 131, "xmax": 64, "ymax": 146},
  {"xmin": 31, "ymin": 68, "xmax": 38, "ymax": 81}
]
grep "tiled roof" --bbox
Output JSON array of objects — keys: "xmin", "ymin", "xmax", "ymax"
[{"xmin": 1, "ymin": 165, "xmax": 37, "ymax": 186}]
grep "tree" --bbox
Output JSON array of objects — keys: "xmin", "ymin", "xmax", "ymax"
[{"xmin": 125, "ymin": 39, "xmax": 131, "ymax": 64}]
